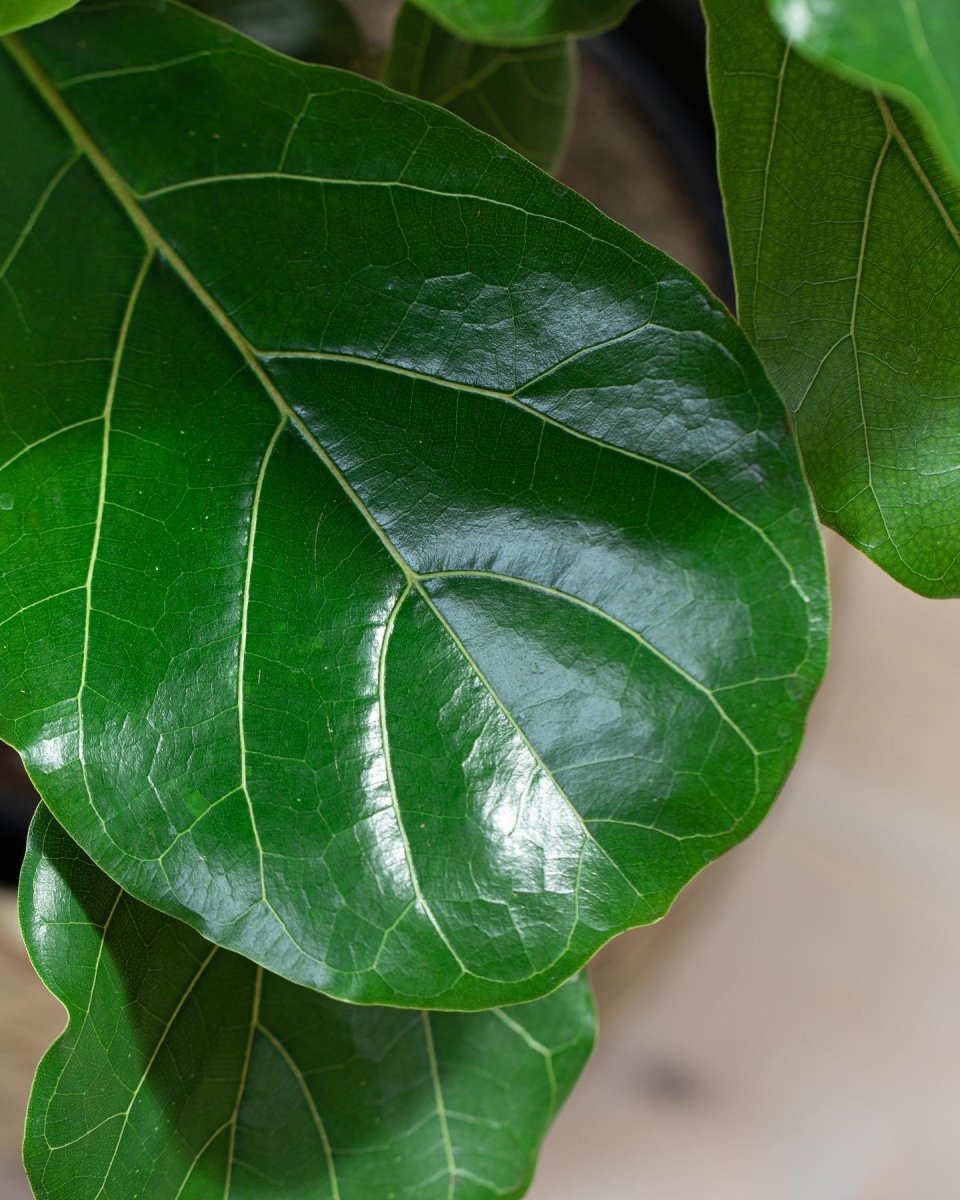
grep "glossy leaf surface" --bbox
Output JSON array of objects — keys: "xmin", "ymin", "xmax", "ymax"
[
  {"xmin": 409, "ymin": 0, "xmax": 635, "ymax": 45},
  {"xmin": 768, "ymin": 0, "xmax": 960, "ymax": 183},
  {"xmin": 23, "ymin": 806, "xmax": 594, "ymax": 1200},
  {"xmin": 384, "ymin": 2, "xmax": 576, "ymax": 172},
  {"xmin": 0, "ymin": 0, "xmax": 827, "ymax": 1009},
  {"xmin": 708, "ymin": 0, "xmax": 960, "ymax": 596},
  {"xmin": 0, "ymin": 0, "xmax": 76, "ymax": 35}
]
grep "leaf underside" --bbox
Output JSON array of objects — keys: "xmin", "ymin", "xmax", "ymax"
[
  {"xmin": 768, "ymin": 0, "xmax": 960, "ymax": 184},
  {"xmin": 384, "ymin": 2, "xmax": 577, "ymax": 173},
  {"xmin": 1, "ymin": 0, "xmax": 827, "ymax": 1010},
  {"xmin": 23, "ymin": 806, "xmax": 595, "ymax": 1200},
  {"xmin": 708, "ymin": 0, "xmax": 960, "ymax": 597},
  {"xmin": 409, "ymin": 0, "xmax": 635, "ymax": 45}
]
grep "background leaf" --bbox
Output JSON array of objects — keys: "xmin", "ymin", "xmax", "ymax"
[
  {"xmin": 767, "ymin": 0, "xmax": 960, "ymax": 183},
  {"xmin": 22, "ymin": 805, "xmax": 594, "ymax": 1200},
  {"xmin": 409, "ymin": 0, "xmax": 636, "ymax": 45},
  {"xmin": 707, "ymin": 0, "xmax": 960, "ymax": 596},
  {"xmin": 0, "ymin": 0, "xmax": 827, "ymax": 1009},
  {"xmin": 0, "ymin": 0, "xmax": 77, "ymax": 36},
  {"xmin": 187, "ymin": 0, "xmax": 366, "ymax": 68},
  {"xmin": 384, "ymin": 2, "xmax": 576, "ymax": 172}
]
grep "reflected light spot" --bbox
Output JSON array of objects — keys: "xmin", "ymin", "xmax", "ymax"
[{"xmin": 781, "ymin": 0, "xmax": 812, "ymax": 40}]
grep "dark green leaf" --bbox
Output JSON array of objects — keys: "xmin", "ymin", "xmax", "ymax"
[
  {"xmin": 384, "ymin": 2, "xmax": 576, "ymax": 172},
  {"xmin": 768, "ymin": 0, "xmax": 960, "ymax": 183},
  {"xmin": 187, "ymin": 0, "xmax": 366, "ymax": 68},
  {"xmin": 409, "ymin": 0, "xmax": 636, "ymax": 45},
  {"xmin": 0, "ymin": 0, "xmax": 77, "ymax": 36},
  {"xmin": 23, "ymin": 805, "xmax": 594, "ymax": 1200},
  {"xmin": 0, "ymin": 0, "xmax": 827, "ymax": 1009},
  {"xmin": 707, "ymin": 0, "xmax": 960, "ymax": 596}
]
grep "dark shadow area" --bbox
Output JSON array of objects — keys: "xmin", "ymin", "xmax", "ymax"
[
  {"xmin": 602, "ymin": 0, "xmax": 733, "ymax": 307},
  {"xmin": 0, "ymin": 744, "xmax": 39, "ymax": 886}
]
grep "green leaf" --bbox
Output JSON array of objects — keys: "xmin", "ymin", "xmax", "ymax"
[
  {"xmin": 409, "ymin": 0, "xmax": 636, "ymax": 45},
  {"xmin": 187, "ymin": 0, "xmax": 366, "ymax": 68},
  {"xmin": 768, "ymin": 0, "xmax": 960, "ymax": 184},
  {"xmin": 22, "ymin": 805, "xmax": 594, "ymax": 1200},
  {"xmin": 707, "ymin": 0, "xmax": 960, "ymax": 596},
  {"xmin": 0, "ymin": 0, "xmax": 827, "ymax": 1010},
  {"xmin": 384, "ymin": 3, "xmax": 576, "ymax": 172},
  {"xmin": 0, "ymin": 0, "xmax": 77, "ymax": 36}
]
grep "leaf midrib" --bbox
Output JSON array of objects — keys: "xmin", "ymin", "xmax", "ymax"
[
  {"xmin": 5, "ymin": 31, "xmax": 766, "ymax": 947},
  {"xmin": 6, "ymin": 31, "xmax": 645, "ymax": 951},
  {"xmin": 6, "ymin": 35, "xmax": 804, "ymax": 602},
  {"xmin": 11, "ymin": 52, "xmax": 803, "ymax": 592}
]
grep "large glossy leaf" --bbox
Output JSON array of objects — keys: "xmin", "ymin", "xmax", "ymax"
[
  {"xmin": 23, "ymin": 806, "xmax": 594, "ymax": 1200},
  {"xmin": 0, "ymin": 0, "xmax": 76, "ymax": 36},
  {"xmin": 0, "ymin": 0, "xmax": 827, "ymax": 1009},
  {"xmin": 707, "ymin": 0, "xmax": 960, "ymax": 596},
  {"xmin": 384, "ymin": 2, "xmax": 576, "ymax": 172},
  {"xmin": 409, "ymin": 0, "xmax": 636, "ymax": 45},
  {"xmin": 768, "ymin": 0, "xmax": 960, "ymax": 183}
]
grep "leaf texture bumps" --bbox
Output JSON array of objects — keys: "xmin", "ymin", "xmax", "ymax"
[{"xmin": 0, "ymin": 0, "xmax": 827, "ymax": 1009}]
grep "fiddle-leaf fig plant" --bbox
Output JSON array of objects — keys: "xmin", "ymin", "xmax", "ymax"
[
  {"xmin": 0, "ymin": 0, "xmax": 827, "ymax": 1010},
  {"xmin": 1, "ymin": 0, "xmax": 957, "ymax": 1195}
]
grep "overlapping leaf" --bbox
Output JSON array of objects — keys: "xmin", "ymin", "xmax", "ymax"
[
  {"xmin": 384, "ymin": 2, "xmax": 576, "ymax": 172},
  {"xmin": 409, "ymin": 0, "xmax": 635, "ymax": 45},
  {"xmin": 768, "ymin": 0, "xmax": 960, "ymax": 183},
  {"xmin": 707, "ymin": 0, "xmax": 960, "ymax": 596},
  {"xmin": 23, "ymin": 806, "xmax": 594, "ymax": 1199},
  {"xmin": 0, "ymin": 0, "xmax": 77, "ymax": 36},
  {"xmin": 0, "ymin": 0, "xmax": 827, "ymax": 1009}
]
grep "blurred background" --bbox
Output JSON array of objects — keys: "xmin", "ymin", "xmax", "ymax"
[{"xmin": 3, "ymin": 1, "xmax": 959, "ymax": 1196}]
